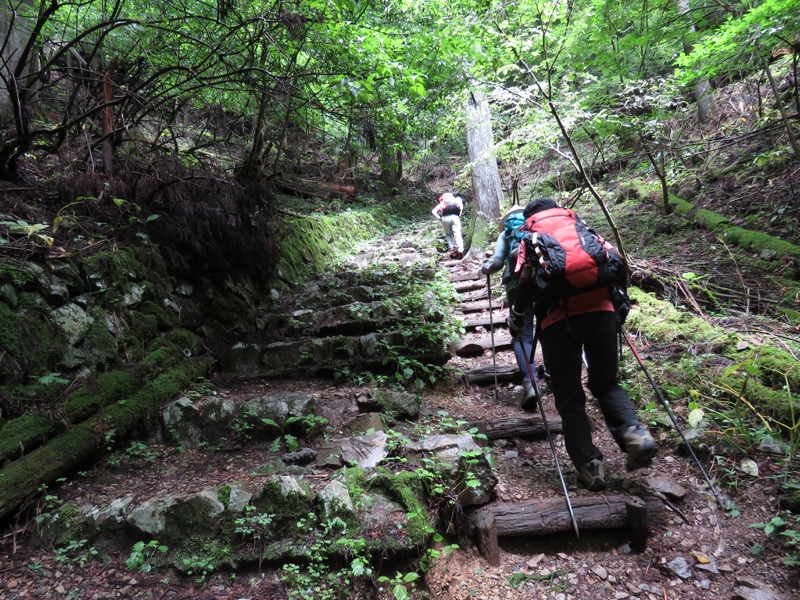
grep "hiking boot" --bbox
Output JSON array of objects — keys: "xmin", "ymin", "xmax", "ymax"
[
  {"xmin": 578, "ymin": 459, "xmax": 607, "ymax": 492},
  {"xmin": 520, "ymin": 381, "xmax": 538, "ymax": 412},
  {"xmin": 623, "ymin": 425, "xmax": 659, "ymax": 471}
]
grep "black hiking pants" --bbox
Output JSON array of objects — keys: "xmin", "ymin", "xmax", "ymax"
[{"xmin": 539, "ymin": 311, "xmax": 639, "ymax": 470}]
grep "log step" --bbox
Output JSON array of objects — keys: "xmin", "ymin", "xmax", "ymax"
[
  {"xmin": 452, "ymin": 335, "xmax": 513, "ymax": 357},
  {"xmin": 465, "ymin": 414, "xmax": 563, "ymax": 439},
  {"xmin": 470, "ymin": 494, "xmax": 664, "ymax": 565},
  {"xmin": 458, "ymin": 300, "xmax": 502, "ymax": 313},
  {"xmin": 454, "ymin": 280, "xmax": 486, "ymax": 293},
  {"xmin": 450, "ymin": 271, "xmax": 483, "ymax": 283},
  {"xmin": 463, "ymin": 365, "xmax": 520, "ymax": 385},
  {"xmin": 462, "ymin": 315, "xmax": 507, "ymax": 330}
]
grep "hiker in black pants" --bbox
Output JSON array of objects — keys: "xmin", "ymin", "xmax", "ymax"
[
  {"xmin": 509, "ymin": 198, "xmax": 658, "ymax": 492},
  {"xmin": 481, "ymin": 205, "xmax": 540, "ymax": 411}
]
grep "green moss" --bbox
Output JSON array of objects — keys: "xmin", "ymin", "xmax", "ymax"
[
  {"xmin": 0, "ymin": 302, "xmax": 56, "ymax": 382},
  {"xmin": 84, "ymin": 316, "xmax": 118, "ymax": 368},
  {"xmin": 64, "ymin": 370, "xmax": 140, "ymax": 423},
  {"xmin": 0, "ymin": 260, "xmax": 36, "ymax": 287},
  {"xmin": 626, "ymin": 287, "xmax": 723, "ymax": 344},
  {"xmin": 276, "ymin": 209, "xmax": 393, "ymax": 285},
  {"xmin": 139, "ymin": 347, "xmax": 179, "ymax": 371},
  {"xmin": 138, "ymin": 300, "xmax": 175, "ymax": 331},
  {"xmin": 668, "ymin": 195, "xmax": 800, "ymax": 262},
  {"xmin": 83, "ymin": 247, "xmax": 147, "ymax": 284},
  {"xmin": 251, "ymin": 476, "xmax": 313, "ymax": 536},
  {"xmin": 371, "ymin": 470, "xmax": 433, "ymax": 545},
  {"xmin": 0, "ymin": 413, "xmax": 63, "ymax": 461},
  {"xmin": 149, "ymin": 328, "xmax": 199, "ymax": 356}
]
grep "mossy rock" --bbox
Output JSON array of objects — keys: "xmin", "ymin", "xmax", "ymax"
[
  {"xmin": 64, "ymin": 370, "xmax": 140, "ymax": 423},
  {"xmin": 251, "ymin": 475, "xmax": 313, "ymax": 536},
  {"xmin": 0, "ymin": 301, "xmax": 57, "ymax": 383},
  {"xmin": 0, "ymin": 413, "xmax": 64, "ymax": 462}
]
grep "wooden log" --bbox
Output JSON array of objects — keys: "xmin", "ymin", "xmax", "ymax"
[
  {"xmin": 452, "ymin": 335, "xmax": 513, "ymax": 357},
  {"xmin": 0, "ymin": 358, "xmax": 212, "ymax": 521},
  {"xmin": 464, "ymin": 365, "xmax": 520, "ymax": 385},
  {"xmin": 462, "ymin": 315, "xmax": 508, "ymax": 330},
  {"xmin": 626, "ymin": 496, "xmax": 650, "ymax": 553},
  {"xmin": 454, "ymin": 280, "xmax": 486, "ymax": 293},
  {"xmin": 473, "ymin": 511, "xmax": 500, "ymax": 566},
  {"xmin": 450, "ymin": 271, "xmax": 483, "ymax": 283},
  {"xmin": 465, "ymin": 415, "xmax": 563, "ymax": 439},
  {"xmin": 469, "ymin": 494, "xmax": 664, "ymax": 539},
  {"xmin": 458, "ymin": 289, "xmax": 489, "ymax": 302},
  {"xmin": 458, "ymin": 300, "xmax": 500, "ymax": 313}
]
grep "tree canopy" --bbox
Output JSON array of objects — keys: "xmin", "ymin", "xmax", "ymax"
[{"xmin": 0, "ymin": 0, "xmax": 797, "ymax": 187}]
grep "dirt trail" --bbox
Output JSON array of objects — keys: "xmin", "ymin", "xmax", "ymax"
[{"xmin": 0, "ymin": 232, "xmax": 797, "ymax": 600}]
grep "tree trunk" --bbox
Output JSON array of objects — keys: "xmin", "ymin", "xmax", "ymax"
[
  {"xmin": 678, "ymin": 0, "xmax": 717, "ymax": 124},
  {"xmin": 466, "ymin": 88, "xmax": 503, "ymax": 220}
]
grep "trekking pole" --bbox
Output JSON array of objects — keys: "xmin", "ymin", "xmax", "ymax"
[
  {"xmin": 525, "ymin": 327, "xmax": 580, "ymax": 537},
  {"xmin": 620, "ymin": 330, "xmax": 727, "ymax": 511},
  {"xmin": 485, "ymin": 275, "xmax": 499, "ymax": 402}
]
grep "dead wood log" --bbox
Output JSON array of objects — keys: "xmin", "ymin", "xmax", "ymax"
[
  {"xmin": 474, "ymin": 511, "xmax": 499, "ymax": 565},
  {"xmin": 458, "ymin": 289, "xmax": 489, "ymax": 302},
  {"xmin": 462, "ymin": 315, "xmax": 507, "ymax": 330},
  {"xmin": 450, "ymin": 271, "xmax": 483, "ymax": 283},
  {"xmin": 464, "ymin": 365, "xmax": 520, "ymax": 385},
  {"xmin": 469, "ymin": 494, "xmax": 664, "ymax": 556},
  {"xmin": 458, "ymin": 300, "xmax": 500, "ymax": 313},
  {"xmin": 452, "ymin": 335, "xmax": 513, "ymax": 357},
  {"xmin": 0, "ymin": 358, "xmax": 212, "ymax": 522},
  {"xmin": 454, "ymin": 280, "xmax": 486, "ymax": 293},
  {"xmin": 465, "ymin": 414, "xmax": 563, "ymax": 439}
]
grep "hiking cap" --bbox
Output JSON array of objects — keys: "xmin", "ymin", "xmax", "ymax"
[
  {"xmin": 523, "ymin": 198, "xmax": 558, "ymax": 218},
  {"xmin": 499, "ymin": 205, "xmax": 524, "ymax": 232},
  {"xmin": 438, "ymin": 192, "xmax": 455, "ymax": 202}
]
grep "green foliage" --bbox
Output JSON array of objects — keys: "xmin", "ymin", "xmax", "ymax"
[
  {"xmin": 751, "ymin": 508, "xmax": 800, "ymax": 566},
  {"xmin": 675, "ymin": 0, "xmax": 800, "ymax": 83},
  {"xmin": 107, "ymin": 440, "xmax": 160, "ymax": 469},
  {"xmin": 508, "ymin": 568, "xmax": 571, "ymax": 592},
  {"xmin": 125, "ymin": 540, "xmax": 168, "ymax": 573}
]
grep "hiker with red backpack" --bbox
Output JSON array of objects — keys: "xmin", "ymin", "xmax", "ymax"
[
  {"xmin": 481, "ymin": 205, "xmax": 540, "ymax": 411},
  {"xmin": 432, "ymin": 192, "xmax": 464, "ymax": 259},
  {"xmin": 509, "ymin": 198, "xmax": 658, "ymax": 492}
]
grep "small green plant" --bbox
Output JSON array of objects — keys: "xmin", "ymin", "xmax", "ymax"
[
  {"xmin": 182, "ymin": 553, "xmax": 216, "ymax": 584},
  {"xmin": 751, "ymin": 511, "xmax": 800, "ymax": 566},
  {"xmin": 508, "ymin": 568, "xmax": 571, "ymax": 591},
  {"xmin": 125, "ymin": 540, "xmax": 168, "ymax": 573},
  {"xmin": 108, "ymin": 440, "xmax": 159, "ymax": 469},
  {"xmin": 54, "ymin": 538, "xmax": 100, "ymax": 567},
  {"xmin": 33, "ymin": 372, "xmax": 70, "ymax": 385},
  {"xmin": 261, "ymin": 413, "xmax": 328, "ymax": 453},
  {"xmin": 376, "ymin": 571, "xmax": 421, "ymax": 600},
  {"xmin": 0, "ymin": 219, "xmax": 54, "ymax": 245},
  {"xmin": 185, "ymin": 377, "xmax": 215, "ymax": 398}
]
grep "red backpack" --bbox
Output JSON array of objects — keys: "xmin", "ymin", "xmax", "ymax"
[{"xmin": 521, "ymin": 207, "xmax": 626, "ymax": 305}]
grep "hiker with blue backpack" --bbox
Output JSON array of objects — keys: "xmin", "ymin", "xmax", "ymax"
[
  {"xmin": 481, "ymin": 205, "xmax": 540, "ymax": 411},
  {"xmin": 432, "ymin": 192, "xmax": 464, "ymax": 259},
  {"xmin": 509, "ymin": 198, "xmax": 658, "ymax": 492}
]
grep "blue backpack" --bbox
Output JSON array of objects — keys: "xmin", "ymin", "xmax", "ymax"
[{"xmin": 503, "ymin": 213, "xmax": 526, "ymax": 267}]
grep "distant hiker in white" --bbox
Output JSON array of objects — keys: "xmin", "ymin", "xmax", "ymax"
[{"xmin": 431, "ymin": 192, "xmax": 464, "ymax": 259}]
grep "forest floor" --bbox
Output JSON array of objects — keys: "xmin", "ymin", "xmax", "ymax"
[{"xmin": 1, "ymin": 210, "xmax": 799, "ymax": 599}]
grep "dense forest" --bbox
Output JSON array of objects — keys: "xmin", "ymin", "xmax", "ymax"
[{"xmin": 1, "ymin": 0, "xmax": 799, "ymax": 598}]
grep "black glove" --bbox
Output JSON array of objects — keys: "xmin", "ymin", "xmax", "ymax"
[{"xmin": 481, "ymin": 260, "xmax": 492, "ymax": 275}]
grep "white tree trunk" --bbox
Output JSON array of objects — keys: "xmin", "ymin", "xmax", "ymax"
[{"xmin": 466, "ymin": 88, "xmax": 503, "ymax": 219}]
